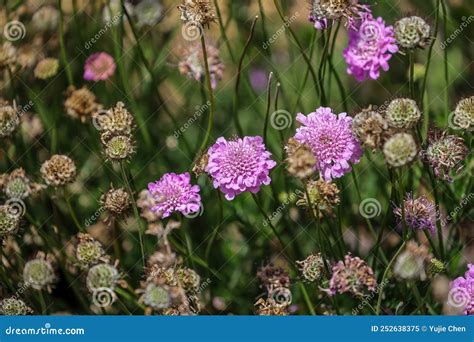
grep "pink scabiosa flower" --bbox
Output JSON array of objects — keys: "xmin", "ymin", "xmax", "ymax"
[
  {"xmin": 84, "ymin": 52, "xmax": 116, "ymax": 81},
  {"xmin": 294, "ymin": 107, "xmax": 362, "ymax": 181},
  {"xmin": 449, "ymin": 264, "xmax": 474, "ymax": 315},
  {"xmin": 205, "ymin": 136, "xmax": 276, "ymax": 200},
  {"xmin": 343, "ymin": 12, "xmax": 398, "ymax": 81},
  {"xmin": 148, "ymin": 172, "xmax": 201, "ymax": 218},
  {"xmin": 393, "ymin": 193, "xmax": 437, "ymax": 235}
]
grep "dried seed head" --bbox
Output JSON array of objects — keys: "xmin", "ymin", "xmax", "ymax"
[
  {"xmin": 285, "ymin": 138, "xmax": 317, "ymax": 179},
  {"xmin": 0, "ymin": 205, "xmax": 20, "ymax": 237},
  {"xmin": 176, "ymin": 267, "xmax": 201, "ymax": 293},
  {"xmin": 95, "ymin": 102, "xmax": 134, "ymax": 134},
  {"xmin": 254, "ymin": 297, "xmax": 288, "ymax": 316},
  {"xmin": 192, "ymin": 153, "xmax": 209, "ymax": 177},
  {"xmin": 137, "ymin": 189, "xmax": 161, "ymax": 223},
  {"xmin": 178, "ymin": 0, "xmax": 216, "ymax": 28},
  {"xmin": 352, "ymin": 107, "xmax": 388, "ymax": 150},
  {"xmin": 40, "ymin": 155, "xmax": 77, "ymax": 187},
  {"xmin": 0, "ymin": 42, "xmax": 17, "ymax": 70},
  {"xmin": 0, "ymin": 297, "xmax": 33, "ymax": 315},
  {"xmin": 75, "ymin": 233, "xmax": 107, "ymax": 268},
  {"xmin": 424, "ymin": 130, "xmax": 468, "ymax": 182},
  {"xmin": 101, "ymin": 132, "xmax": 136, "ymax": 162},
  {"xmin": 1, "ymin": 168, "xmax": 44, "ymax": 199},
  {"xmin": 178, "ymin": 44, "xmax": 224, "ymax": 89},
  {"xmin": 86, "ymin": 263, "xmax": 119, "ymax": 292},
  {"xmin": 385, "ymin": 98, "xmax": 421, "ymax": 129},
  {"xmin": 23, "ymin": 253, "xmax": 56, "ymax": 290},
  {"xmin": 453, "ymin": 96, "xmax": 473, "ymax": 130},
  {"xmin": 329, "ymin": 254, "xmax": 377, "ymax": 296},
  {"xmin": 383, "ymin": 133, "xmax": 417, "ymax": 167},
  {"xmin": 257, "ymin": 264, "xmax": 290, "ymax": 292},
  {"xmin": 297, "ymin": 179, "xmax": 340, "ymax": 213},
  {"xmin": 100, "ymin": 187, "xmax": 131, "ymax": 216},
  {"xmin": 31, "ymin": 5, "xmax": 59, "ymax": 31},
  {"xmin": 297, "ymin": 253, "xmax": 325, "ymax": 282},
  {"xmin": 64, "ymin": 86, "xmax": 103, "ymax": 122},
  {"xmin": 34, "ymin": 58, "xmax": 59, "ymax": 80},
  {"xmin": 0, "ymin": 99, "xmax": 19, "ymax": 138},
  {"xmin": 394, "ymin": 16, "xmax": 431, "ymax": 50},
  {"xmin": 428, "ymin": 258, "xmax": 445, "ymax": 276},
  {"xmin": 142, "ymin": 283, "xmax": 171, "ymax": 309}
]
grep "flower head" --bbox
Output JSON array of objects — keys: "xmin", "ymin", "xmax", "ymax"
[
  {"xmin": 64, "ymin": 86, "xmax": 103, "ymax": 122},
  {"xmin": 308, "ymin": 0, "xmax": 367, "ymax": 30},
  {"xmin": 297, "ymin": 253, "xmax": 325, "ymax": 282},
  {"xmin": 148, "ymin": 172, "xmax": 201, "ymax": 218},
  {"xmin": 453, "ymin": 96, "xmax": 473, "ymax": 130},
  {"xmin": 34, "ymin": 58, "xmax": 59, "ymax": 80},
  {"xmin": 0, "ymin": 205, "xmax": 20, "ymax": 237},
  {"xmin": 393, "ymin": 241, "xmax": 432, "ymax": 281},
  {"xmin": 352, "ymin": 106, "xmax": 388, "ymax": 150},
  {"xmin": 84, "ymin": 52, "xmax": 116, "ymax": 81},
  {"xmin": 101, "ymin": 132, "xmax": 135, "ymax": 162},
  {"xmin": 328, "ymin": 254, "xmax": 377, "ymax": 296},
  {"xmin": 0, "ymin": 99, "xmax": 19, "ymax": 138},
  {"xmin": 178, "ymin": 43, "xmax": 224, "ymax": 89},
  {"xmin": 393, "ymin": 193, "xmax": 437, "ymax": 234},
  {"xmin": 75, "ymin": 233, "xmax": 107, "ymax": 269},
  {"xmin": 86, "ymin": 263, "xmax": 119, "ymax": 292},
  {"xmin": 294, "ymin": 107, "xmax": 362, "ymax": 181},
  {"xmin": 178, "ymin": 0, "xmax": 216, "ymax": 28},
  {"xmin": 297, "ymin": 179, "xmax": 340, "ymax": 214},
  {"xmin": 383, "ymin": 133, "xmax": 417, "ymax": 167},
  {"xmin": 343, "ymin": 12, "xmax": 398, "ymax": 81},
  {"xmin": 206, "ymin": 136, "xmax": 276, "ymax": 200},
  {"xmin": 424, "ymin": 129, "xmax": 468, "ymax": 182},
  {"xmin": 40, "ymin": 155, "xmax": 77, "ymax": 187},
  {"xmin": 394, "ymin": 16, "xmax": 431, "ymax": 50},
  {"xmin": 0, "ymin": 297, "xmax": 33, "ymax": 315},
  {"xmin": 142, "ymin": 283, "xmax": 171, "ymax": 309},
  {"xmin": 23, "ymin": 253, "xmax": 56, "ymax": 290},
  {"xmin": 31, "ymin": 5, "xmax": 59, "ymax": 31},
  {"xmin": 1, "ymin": 168, "xmax": 44, "ymax": 199},
  {"xmin": 385, "ymin": 98, "xmax": 421, "ymax": 129},
  {"xmin": 449, "ymin": 264, "xmax": 474, "ymax": 315},
  {"xmin": 284, "ymin": 138, "xmax": 317, "ymax": 179},
  {"xmin": 134, "ymin": 0, "xmax": 163, "ymax": 28},
  {"xmin": 100, "ymin": 187, "xmax": 131, "ymax": 217}
]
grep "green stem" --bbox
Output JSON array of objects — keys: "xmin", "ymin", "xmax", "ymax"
[
  {"xmin": 298, "ymin": 282, "xmax": 316, "ymax": 315},
  {"xmin": 198, "ymin": 34, "xmax": 216, "ymax": 153},
  {"xmin": 263, "ymin": 72, "xmax": 273, "ymax": 146},
  {"xmin": 409, "ymin": 51, "xmax": 415, "ymax": 99},
  {"xmin": 376, "ymin": 241, "xmax": 406, "ymax": 315},
  {"xmin": 57, "ymin": 0, "xmax": 74, "ymax": 86}
]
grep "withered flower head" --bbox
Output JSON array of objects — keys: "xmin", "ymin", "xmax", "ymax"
[
  {"xmin": 297, "ymin": 253, "xmax": 325, "ymax": 282},
  {"xmin": 0, "ymin": 297, "xmax": 33, "ymax": 315},
  {"xmin": 394, "ymin": 16, "xmax": 431, "ymax": 50},
  {"xmin": 75, "ymin": 233, "xmax": 108, "ymax": 268},
  {"xmin": 101, "ymin": 131, "xmax": 136, "ymax": 162},
  {"xmin": 40, "ymin": 154, "xmax": 77, "ymax": 187},
  {"xmin": 0, "ymin": 204, "xmax": 21, "ymax": 237},
  {"xmin": 257, "ymin": 264, "xmax": 290, "ymax": 292},
  {"xmin": 100, "ymin": 187, "xmax": 131, "ymax": 217},
  {"xmin": 393, "ymin": 241, "xmax": 432, "ymax": 281},
  {"xmin": 254, "ymin": 297, "xmax": 289, "ymax": 316},
  {"xmin": 23, "ymin": 252, "xmax": 57, "ymax": 291},
  {"xmin": 64, "ymin": 86, "xmax": 103, "ymax": 122},
  {"xmin": 34, "ymin": 58, "xmax": 59, "ymax": 80},
  {"xmin": 0, "ymin": 99, "xmax": 19, "ymax": 138},
  {"xmin": 178, "ymin": 0, "xmax": 216, "ymax": 28},
  {"xmin": 285, "ymin": 138, "xmax": 317, "ymax": 179},
  {"xmin": 0, "ymin": 42, "xmax": 17, "ymax": 70},
  {"xmin": 424, "ymin": 129, "xmax": 468, "ymax": 182},
  {"xmin": 94, "ymin": 101, "xmax": 134, "ymax": 134},
  {"xmin": 0, "ymin": 168, "xmax": 45, "ymax": 199},
  {"xmin": 352, "ymin": 107, "xmax": 388, "ymax": 150},
  {"xmin": 297, "ymin": 179, "xmax": 340, "ymax": 214},
  {"xmin": 192, "ymin": 152, "xmax": 209, "ymax": 177}
]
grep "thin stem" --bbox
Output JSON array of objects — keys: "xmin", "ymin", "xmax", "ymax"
[
  {"xmin": 65, "ymin": 194, "xmax": 85, "ymax": 233},
  {"xmin": 376, "ymin": 241, "xmax": 406, "ymax": 315},
  {"xmin": 198, "ymin": 34, "xmax": 217, "ymax": 153},
  {"xmin": 440, "ymin": 0, "xmax": 450, "ymax": 114},
  {"xmin": 263, "ymin": 72, "xmax": 273, "ymax": 146},
  {"xmin": 57, "ymin": 0, "xmax": 74, "ymax": 86},
  {"xmin": 298, "ymin": 282, "xmax": 316, "ymax": 315},
  {"xmin": 233, "ymin": 16, "xmax": 259, "ymax": 136},
  {"xmin": 409, "ymin": 51, "xmax": 415, "ymax": 99},
  {"xmin": 120, "ymin": 162, "xmax": 146, "ymax": 268}
]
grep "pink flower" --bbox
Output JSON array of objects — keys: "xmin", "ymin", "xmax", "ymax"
[
  {"xmin": 84, "ymin": 52, "xmax": 116, "ymax": 81},
  {"xmin": 206, "ymin": 136, "xmax": 276, "ymax": 200},
  {"xmin": 148, "ymin": 172, "xmax": 201, "ymax": 218},
  {"xmin": 343, "ymin": 12, "xmax": 398, "ymax": 81},
  {"xmin": 294, "ymin": 107, "xmax": 363, "ymax": 181}
]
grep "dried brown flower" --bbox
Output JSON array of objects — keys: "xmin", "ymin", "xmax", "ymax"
[
  {"xmin": 64, "ymin": 86, "xmax": 103, "ymax": 122},
  {"xmin": 40, "ymin": 154, "xmax": 77, "ymax": 187}
]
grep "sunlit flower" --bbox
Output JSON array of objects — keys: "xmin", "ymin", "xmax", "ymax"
[
  {"xmin": 294, "ymin": 107, "xmax": 362, "ymax": 181},
  {"xmin": 148, "ymin": 172, "xmax": 202, "ymax": 218},
  {"xmin": 206, "ymin": 136, "xmax": 276, "ymax": 200}
]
